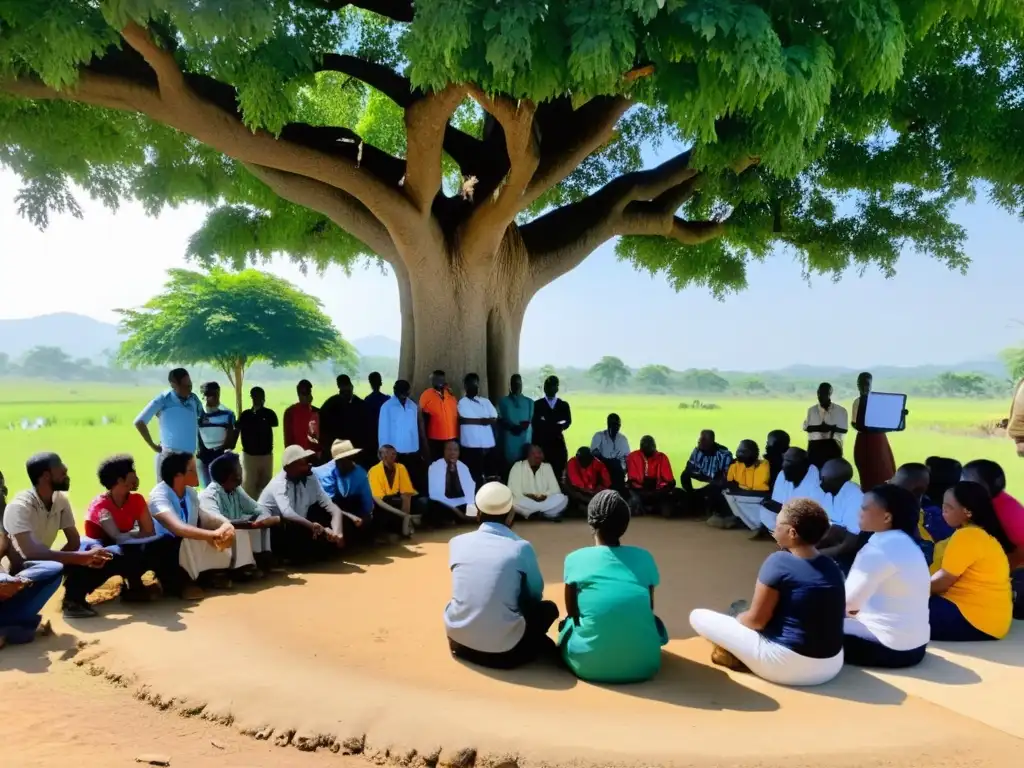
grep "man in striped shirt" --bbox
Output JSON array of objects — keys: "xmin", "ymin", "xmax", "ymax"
[{"xmin": 680, "ymin": 430, "xmax": 733, "ymax": 516}]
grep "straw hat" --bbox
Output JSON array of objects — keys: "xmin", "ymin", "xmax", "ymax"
[
  {"xmin": 281, "ymin": 445, "xmax": 317, "ymax": 468},
  {"xmin": 330, "ymin": 439, "xmax": 362, "ymax": 460},
  {"xmin": 467, "ymin": 482, "xmax": 514, "ymax": 519}
]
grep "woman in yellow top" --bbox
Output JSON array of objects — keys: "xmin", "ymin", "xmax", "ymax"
[{"xmin": 929, "ymin": 481, "xmax": 1014, "ymax": 641}]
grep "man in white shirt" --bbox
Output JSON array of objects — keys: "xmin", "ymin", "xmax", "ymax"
[
  {"xmin": 590, "ymin": 413, "xmax": 630, "ymax": 490},
  {"xmin": 427, "ymin": 441, "xmax": 475, "ymax": 525},
  {"xmin": 759, "ymin": 447, "xmax": 820, "ymax": 536},
  {"xmin": 803, "ymin": 382, "xmax": 848, "ymax": 469},
  {"xmin": 378, "ymin": 379, "xmax": 429, "ymax": 488},
  {"xmin": 258, "ymin": 445, "xmax": 353, "ymax": 563},
  {"xmin": 507, "ymin": 445, "xmax": 568, "ymax": 521},
  {"xmin": 815, "ymin": 458, "xmax": 864, "ymax": 573},
  {"xmin": 457, "ymin": 372, "xmax": 499, "ymax": 484}
]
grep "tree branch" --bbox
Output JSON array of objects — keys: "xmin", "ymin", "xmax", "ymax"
[
  {"xmin": 299, "ymin": 0, "xmax": 415, "ymax": 23},
  {"xmin": 459, "ymin": 86, "xmax": 540, "ymax": 256},
  {"xmin": 244, "ymin": 164, "xmax": 397, "ymax": 262},
  {"xmin": 403, "ymin": 83, "xmax": 466, "ymax": 214}
]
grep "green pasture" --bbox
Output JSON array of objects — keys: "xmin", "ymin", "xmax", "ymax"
[{"xmin": 1, "ymin": 380, "xmax": 1020, "ymax": 515}]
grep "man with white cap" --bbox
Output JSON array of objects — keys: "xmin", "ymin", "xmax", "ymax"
[
  {"xmin": 314, "ymin": 440, "xmax": 376, "ymax": 543},
  {"xmin": 444, "ymin": 482, "xmax": 559, "ymax": 669},
  {"xmin": 259, "ymin": 444, "xmax": 359, "ymax": 563}
]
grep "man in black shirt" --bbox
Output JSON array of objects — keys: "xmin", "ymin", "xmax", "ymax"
[{"xmin": 237, "ymin": 386, "xmax": 279, "ymax": 498}]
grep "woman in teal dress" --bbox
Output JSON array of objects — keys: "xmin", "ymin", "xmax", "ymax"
[{"xmin": 559, "ymin": 490, "xmax": 668, "ymax": 683}]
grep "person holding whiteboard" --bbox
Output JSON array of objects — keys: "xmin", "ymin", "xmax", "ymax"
[{"xmin": 852, "ymin": 372, "xmax": 897, "ymax": 489}]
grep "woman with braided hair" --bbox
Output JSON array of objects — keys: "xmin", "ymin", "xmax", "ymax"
[{"xmin": 558, "ymin": 490, "xmax": 668, "ymax": 683}]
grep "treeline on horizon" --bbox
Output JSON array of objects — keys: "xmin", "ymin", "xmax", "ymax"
[{"xmin": 0, "ymin": 346, "xmax": 1015, "ymax": 401}]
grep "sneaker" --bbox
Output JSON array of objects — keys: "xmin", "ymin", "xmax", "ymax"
[
  {"xmin": 711, "ymin": 645, "xmax": 749, "ymax": 672},
  {"xmin": 62, "ymin": 600, "xmax": 98, "ymax": 619}
]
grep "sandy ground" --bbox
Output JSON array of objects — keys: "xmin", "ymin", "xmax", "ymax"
[{"xmin": 1, "ymin": 518, "xmax": 1021, "ymax": 767}]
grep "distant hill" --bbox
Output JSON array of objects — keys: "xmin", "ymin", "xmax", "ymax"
[
  {"xmin": 764, "ymin": 360, "xmax": 1009, "ymax": 380},
  {"xmin": 0, "ymin": 313, "xmax": 121, "ymax": 360}
]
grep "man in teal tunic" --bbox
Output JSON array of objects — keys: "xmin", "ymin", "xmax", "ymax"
[{"xmin": 498, "ymin": 374, "xmax": 534, "ymax": 470}]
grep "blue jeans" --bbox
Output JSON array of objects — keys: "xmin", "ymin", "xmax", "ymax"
[
  {"xmin": 0, "ymin": 561, "xmax": 64, "ymax": 642},
  {"xmin": 929, "ymin": 595, "xmax": 997, "ymax": 642}
]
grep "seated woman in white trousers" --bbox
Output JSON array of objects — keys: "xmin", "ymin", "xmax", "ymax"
[
  {"xmin": 690, "ymin": 497, "xmax": 845, "ymax": 686},
  {"xmin": 844, "ymin": 484, "xmax": 931, "ymax": 668},
  {"xmin": 507, "ymin": 445, "xmax": 568, "ymax": 520}
]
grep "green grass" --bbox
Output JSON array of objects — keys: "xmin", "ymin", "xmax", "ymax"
[{"xmin": 1, "ymin": 380, "xmax": 1020, "ymax": 515}]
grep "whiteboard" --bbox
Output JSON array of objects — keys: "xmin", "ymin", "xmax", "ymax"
[{"xmin": 863, "ymin": 392, "xmax": 908, "ymax": 432}]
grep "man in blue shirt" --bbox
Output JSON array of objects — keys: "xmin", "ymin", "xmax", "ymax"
[
  {"xmin": 314, "ymin": 440, "xmax": 374, "ymax": 542},
  {"xmin": 134, "ymin": 368, "xmax": 203, "ymax": 479},
  {"xmin": 444, "ymin": 482, "xmax": 558, "ymax": 669}
]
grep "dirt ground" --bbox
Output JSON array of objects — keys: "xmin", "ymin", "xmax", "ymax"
[{"xmin": 1, "ymin": 518, "xmax": 1021, "ymax": 767}]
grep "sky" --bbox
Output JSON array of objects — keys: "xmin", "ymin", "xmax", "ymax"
[{"xmin": 2, "ymin": 168, "xmax": 1024, "ymax": 371}]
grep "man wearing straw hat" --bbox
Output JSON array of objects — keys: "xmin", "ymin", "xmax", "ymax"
[
  {"xmin": 444, "ymin": 482, "xmax": 559, "ymax": 669},
  {"xmin": 314, "ymin": 439, "xmax": 380, "ymax": 545}
]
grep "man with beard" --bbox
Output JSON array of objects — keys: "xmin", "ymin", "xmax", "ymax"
[
  {"xmin": 498, "ymin": 374, "xmax": 534, "ymax": 470},
  {"xmin": 764, "ymin": 430, "xmax": 791, "ymax": 489},
  {"xmin": 679, "ymin": 430, "xmax": 733, "ymax": 516},
  {"xmin": 590, "ymin": 413, "xmax": 630, "ymax": 491},
  {"xmin": 803, "ymin": 382, "xmax": 848, "ymax": 469},
  {"xmin": 712, "ymin": 440, "xmax": 771, "ymax": 531},
  {"xmin": 532, "ymin": 375, "xmax": 572, "ymax": 481},
  {"xmin": 259, "ymin": 445, "xmax": 356, "ymax": 563},
  {"xmin": 758, "ymin": 448, "xmax": 820, "ymax": 538},
  {"xmin": 815, "ymin": 458, "xmax": 864, "ymax": 573},
  {"xmin": 2, "ymin": 453, "xmax": 119, "ymax": 618},
  {"xmin": 319, "ymin": 375, "xmax": 368, "ymax": 465},
  {"xmin": 458, "ymin": 372, "xmax": 500, "ymax": 483}
]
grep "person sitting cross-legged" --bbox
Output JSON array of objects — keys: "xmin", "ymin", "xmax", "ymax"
[
  {"xmin": 679, "ymin": 430, "xmax": 733, "ymax": 516},
  {"xmin": 756, "ymin": 447, "xmax": 820, "ymax": 540},
  {"xmin": 690, "ymin": 497, "xmax": 845, "ymax": 687},
  {"xmin": 815, "ymin": 458, "xmax": 865, "ymax": 574},
  {"xmin": 199, "ymin": 452, "xmax": 278, "ymax": 577},
  {"xmin": 427, "ymin": 441, "xmax": 475, "ymax": 526},
  {"xmin": 148, "ymin": 451, "xmax": 242, "ymax": 597},
  {"xmin": 626, "ymin": 436, "xmax": 676, "ymax": 517},
  {"xmin": 508, "ymin": 444, "xmax": 569, "ymax": 521},
  {"xmin": 711, "ymin": 439, "xmax": 771, "ymax": 531},
  {"xmin": 559, "ymin": 490, "xmax": 668, "ymax": 683},
  {"xmin": 260, "ymin": 445, "xmax": 355, "ymax": 563},
  {"xmin": 3, "ymin": 453, "xmax": 124, "ymax": 619},
  {"xmin": 368, "ymin": 444, "xmax": 426, "ymax": 539},
  {"xmin": 565, "ymin": 447, "xmax": 612, "ymax": 517},
  {"xmin": 445, "ymin": 482, "xmax": 559, "ymax": 670},
  {"xmin": 314, "ymin": 440, "xmax": 378, "ymax": 544}
]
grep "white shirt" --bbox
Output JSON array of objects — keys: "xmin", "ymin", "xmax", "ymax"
[
  {"xmin": 590, "ymin": 430, "xmax": 630, "ymax": 469},
  {"xmin": 378, "ymin": 396, "xmax": 420, "ymax": 454},
  {"xmin": 816, "ymin": 480, "xmax": 864, "ymax": 534},
  {"xmin": 458, "ymin": 396, "xmax": 497, "ymax": 448},
  {"xmin": 771, "ymin": 464, "xmax": 821, "ymax": 506},
  {"xmin": 2, "ymin": 489, "xmax": 76, "ymax": 566},
  {"xmin": 845, "ymin": 530, "xmax": 931, "ymax": 651},
  {"xmin": 803, "ymin": 403, "xmax": 849, "ymax": 445},
  {"xmin": 428, "ymin": 459, "xmax": 476, "ymax": 507},
  {"xmin": 257, "ymin": 471, "xmax": 342, "ymax": 522},
  {"xmin": 507, "ymin": 460, "xmax": 561, "ymax": 499}
]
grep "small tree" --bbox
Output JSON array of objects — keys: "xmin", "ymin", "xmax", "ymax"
[
  {"xmin": 117, "ymin": 268, "xmax": 352, "ymax": 413},
  {"xmin": 589, "ymin": 356, "xmax": 632, "ymax": 390},
  {"xmin": 1000, "ymin": 347, "xmax": 1024, "ymax": 383},
  {"xmin": 635, "ymin": 364, "xmax": 672, "ymax": 391}
]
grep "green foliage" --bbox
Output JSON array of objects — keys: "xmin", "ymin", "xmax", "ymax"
[
  {"xmin": 588, "ymin": 355, "xmax": 632, "ymax": 389},
  {"xmin": 635, "ymin": 364, "xmax": 672, "ymax": 391},
  {"xmin": 116, "ymin": 267, "xmax": 353, "ymax": 409},
  {"xmin": 1001, "ymin": 347, "xmax": 1024, "ymax": 382}
]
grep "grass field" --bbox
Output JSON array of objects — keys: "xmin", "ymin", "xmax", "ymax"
[{"xmin": 1, "ymin": 379, "xmax": 1021, "ymax": 514}]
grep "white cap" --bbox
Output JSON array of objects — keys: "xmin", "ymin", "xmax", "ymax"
[
  {"xmin": 466, "ymin": 482, "xmax": 514, "ymax": 519},
  {"xmin": 282, "ymin": 444, "xmax": 317, "ymax": 468}
]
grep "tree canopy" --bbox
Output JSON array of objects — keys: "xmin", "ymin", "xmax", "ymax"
[
  {"xmin": 2, "ymin": 1, "xmax": 1023, "ymax": 391},
  {"xmin": 589, "ymin": 355, "xmax": 632, "ymax": 389},
  {"xmin": 117, "ymin": 267, "xmax": 353, "ymax": 412}
]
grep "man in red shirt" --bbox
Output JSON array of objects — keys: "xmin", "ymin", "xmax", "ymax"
[
  {"xmin": 626, "ymin": 435, "xmax": 677, "ymax": 517},
  {"xmin": 283, "ymin": 379, "xmax": 321, "ymax": 454},
  {"xmin": 565, "ymin": 447, "xmax": 611, "ymax": 516}
]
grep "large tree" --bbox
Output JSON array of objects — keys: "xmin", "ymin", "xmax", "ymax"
[
  {"xmin": 2, "ymin": 2, "xmax": 1023, "ymax": 396},
  {"xmin": 117, "ymin": 267, "xmax": 353, "ymax": 413}
]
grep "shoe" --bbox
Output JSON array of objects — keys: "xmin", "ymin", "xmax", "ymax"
[
  {"xmin": 62, "ymin": 600, "xmax": 98, "ymax": 619},
  {"xmin": 706, "ymin": 514, "xmax": 740, "ymax": 530},
  {"xmin": 180, "ymin": 584, "xmax": 205, "ymax": 601},
  {"xmin": 749, "ymin": 525, "xmax": 772, "ymax": 541},
  {"xmin": 208, "ymin": 574, "xmax": 233, "ymax": 590},
  {"xmin": 711, "ymin": 645, "xmax": 749, "ymax": 672}
]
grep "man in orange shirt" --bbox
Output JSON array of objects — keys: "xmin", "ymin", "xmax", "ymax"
[
  {"xmin": 283, "ymin": 380, "xmax": 320, "ymax": 455},
  {"xmin": 626, "ymin": 436, "xmax": 676, "ymax": 517},
  {"xmin": 565, "ymin": 447, "xmax": 611, "ymax": 515},
  {"xmin": 419, "ymin": 370, "xmax": 459, "ymax": 461}
]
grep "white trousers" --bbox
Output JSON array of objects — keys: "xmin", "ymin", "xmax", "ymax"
[
  {"xmin": 724, "ymin": 493, "xmax": 767, "ymax": 531},
  {"xmin": 689, "ymin": 609, "xmax": 843, "ymax": 687},
  {"xmin": 179, "ymin": 534, "xmax": 255, "ymax": 581},
  {"xmin": 514, "ymin": 493, "xmax": 569, "ymax": 520},
  {"xmin": 760, "ymin": 506, "xmax": 779, "ymax": 532}
]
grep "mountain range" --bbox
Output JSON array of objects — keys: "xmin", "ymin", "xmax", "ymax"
[{"xmin": 0, "ymin": 312, "xmax": 1008, "ymax": 378}]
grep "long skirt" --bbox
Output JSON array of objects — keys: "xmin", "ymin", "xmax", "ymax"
[{"xmin": 854, "ymin": 431, "xmax": 896, "ymax": 489}]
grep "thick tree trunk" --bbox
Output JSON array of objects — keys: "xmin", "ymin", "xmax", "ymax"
[{"xmin": 395, "ymin": 227, "xmax": 530, "ymax": 399}]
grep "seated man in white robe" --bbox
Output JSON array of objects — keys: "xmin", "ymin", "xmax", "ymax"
[
  {"xmin": 758, "ymin": 447, "xmax": 820, "ymax": 539},
  {"xmin": 508, "ymin": 444, "xmax": 568, "ymax": 521},
  {"xmin": 427, "ymin": 441, "xmax": 475, "ymax": 525},
  {"xmin": 199, "ymin": 452, "xmax": 278, "ymax": 576},
  {"xmin": 147, "ymin": 451, "xmax": 245, "ymax": 599},
  {"xmin": 815, "ymin": 458, "xmax": 864, "ymax": 574}
]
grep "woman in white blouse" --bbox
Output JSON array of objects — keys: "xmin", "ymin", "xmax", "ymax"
[{"xmin": 844, "ymin": 484, "xmax": 931, "ymax": 668}]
